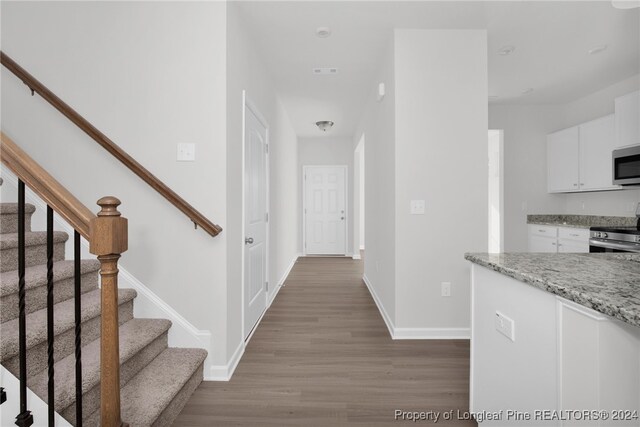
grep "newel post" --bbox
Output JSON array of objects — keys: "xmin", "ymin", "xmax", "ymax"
[{"xmin": 89, "ymin": 197, "xmax": 128, "ymax": 427}]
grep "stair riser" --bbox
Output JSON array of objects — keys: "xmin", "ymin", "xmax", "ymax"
[
  {"xmin": 1, "ymin": 273, "xmax": 99, "ymax": 323},
  {"xmin": 62, "ymin": 332, "xmax": 169, "ymax": 426},
  {"xmin": 0, "ymin": 242, "xmax": 66, "ymax": 272},
  {"xmin": 0, "ymin": 211, "xmax": 34, "ymax": 234},
  {"xmin": 152, "ymin": 361, "xmax": 205, "ymax": 427},
  {"xmin": 2, "ymin": 300, "xmax": 134, "ymax": 381}
]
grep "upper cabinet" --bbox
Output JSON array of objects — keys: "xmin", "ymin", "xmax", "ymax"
[
  {"xmin": 548, "ymin": 127, "xmax": 580, "ymax": 192},
  {"xmin": 615, "ymin": 90, "xmax": 639, "ymax": 149},
  {"xmin": 547, "ymin": 115, "xmax": 618, "ymax": 193}
]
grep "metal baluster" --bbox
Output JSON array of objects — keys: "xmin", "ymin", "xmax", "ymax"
[
  {"xmin": 15, "ymin": 180, "xmax": 33, "ymax": 427},
  {"xmin": 47, "ymin": 206, "xmax": 55, "ymax": 426},
  {"xmin": 74, "ymin": 231, "xmax": 82, "ymax": 426}
]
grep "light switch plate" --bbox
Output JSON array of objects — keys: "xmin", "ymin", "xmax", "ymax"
[
  {"xmin": 177, "ymin": 143, "xmax": 195, "ymax": 162},
  {"xmin": 495, "ymin": 311, "xmax": 515, "ymax": 341},
  {"xmin": 410, "ymin": 200, "xmax": 425, "ymax": 215}
]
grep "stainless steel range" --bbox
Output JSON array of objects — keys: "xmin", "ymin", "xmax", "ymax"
[
  {"xmin": 590, "ymin": 206, "xmax": 640, "ymax": 253},
  {"xmin": 590, "ymin": 226, "xmax": 640, "ymax": 253}
]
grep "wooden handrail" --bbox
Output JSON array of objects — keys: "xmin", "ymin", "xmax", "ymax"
[
  {"xmin": 1, "ymin": 132, "xmax": 95, "ymax": 239},
  {"xmin": 1, "ymin": 51, "xmax": 222, "ymax": 237}
]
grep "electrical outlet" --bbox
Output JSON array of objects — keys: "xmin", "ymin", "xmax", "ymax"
[
  {"xmin": 441, "ymin": 282, "xmax": 451, "ymax": 297},
  {"xmin": 495, "ymin": 311, "xmax": 515, "ymax": 341},
  {"xmin": 410, "ymin": 200, "xmax": 425, "ymax": 215}
]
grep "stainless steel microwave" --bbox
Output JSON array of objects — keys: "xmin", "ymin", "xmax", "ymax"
[{"xmin": 613, "ymin": 145, "xmax": 640, "ymax": 186}]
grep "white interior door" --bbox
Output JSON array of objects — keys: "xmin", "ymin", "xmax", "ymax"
[
  {"xmin": 244, "ymin": 105, "xmax": 268, "ymax": 339},
  {"xmin": 304, "ymin": 166, "xmax": 346, "ymax": 255}
]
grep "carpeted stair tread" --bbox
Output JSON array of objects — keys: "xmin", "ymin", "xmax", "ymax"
[
  {"xmin": 0, "ymin": 259, "xmax": 100, "ymax": 297},
  {"xmin": 0, "ymin": 288, "xmax": 137, "ymax": 361},
  {"xmin": 29, "ymin": 318, "xmax": 172, "ymax": 412},
  {"xmin": 0, "ymin": 203, "xmax": 36, "ymax": 214},
  {"xmin": 120, "ymin": 348, "xmax": 207, "ymax": 426},
  {"xmin": 0, "ymin": 230, "xmax": 68, "ymax": 249}
]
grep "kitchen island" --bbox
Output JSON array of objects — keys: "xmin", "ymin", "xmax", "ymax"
[{"xmin": 466, "ymin": 253, "xmax": 640, "ymax": 426}]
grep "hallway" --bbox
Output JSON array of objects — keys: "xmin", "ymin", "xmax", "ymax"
[{"xmin": 173, "ymin": 256, "xmax": 475, "ymax": 426}]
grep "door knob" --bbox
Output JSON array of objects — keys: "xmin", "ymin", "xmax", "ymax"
[
  {"xmin": 341, "ymin": 217, "xmax": 345, "ymax": 220},
  {"xmin": 245, "ymin": 237, "xmax": 254, "ymax": 244}
]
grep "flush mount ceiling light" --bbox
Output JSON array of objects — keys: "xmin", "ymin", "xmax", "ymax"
[
  {"xmin": 612, "ymin": 0, "xmax": 640, "ymax": 9},
  {"xmin": 522, "ymin": 88, "xmax": 534, "ymax": 95},
  {"xmin": 588, "ymin": 45, "xmax": 608, "ymax": 55},
  {"xmin": 316, "ymin": 27, "xmax": 332, "ymax": 38},
  {"xmin": 316, "ymin": 121, "xmax": 334, "ymax": 132},
  {"xmin": 497, "ymin": 45, "xmax": 516, "ymax": 56}
]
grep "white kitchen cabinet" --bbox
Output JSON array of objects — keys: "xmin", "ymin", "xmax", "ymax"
[
  {"xmin": 615, "ymin": 90, "xmax": 639, "ymax": 149},
  {"xmin": 548, "ymin": 115, "xmax": 620, "ymax": 193},
  {"xmin": 579, "ymin": 115, "xmax": 618, "ymax": 191},
  {"xmin": 558, "ymin": 299, "xmax": 640, "ymax": 426},
  {"xmin": 547, "ymin": 126, "xmax": 580, "ymax": 192},
  {"xmin": 528, "ymin": 225, "xmax": 589, "ymax": 253}
]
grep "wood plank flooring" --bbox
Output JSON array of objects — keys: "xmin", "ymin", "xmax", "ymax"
[{"xmin": 173, "ymin": 256, "xmax": 476, "ymax": 426}]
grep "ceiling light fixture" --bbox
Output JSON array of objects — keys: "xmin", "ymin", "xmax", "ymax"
[
  {"xmin": 316, "ymin": 121, "xmax": 334, "ymax": 132},
  {"xmin": 313, "ymin": 68, "xmax": 338, "ymax": 75},
  {"xmin": 316, "ymin": 27, "xmax": 332, "ymax": 38},
  {"xmin": 522, "ymin": 88, "xmax": 534, "ymax": 95},
  {"xmin": 612, "ymin": 0, "xmax": 640, "ymax": 9},
  {"xmin": 588, "ymin": 45, "xmax": 608, "ymax": 55},
  {"xmin": 497, "ymin": 45, "xmax": 516, "ymax": 56}
]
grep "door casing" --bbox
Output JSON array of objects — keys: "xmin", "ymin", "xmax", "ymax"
[{"xmin": 302, "ymin": 165, "xmax": 349, "ymax": 256}]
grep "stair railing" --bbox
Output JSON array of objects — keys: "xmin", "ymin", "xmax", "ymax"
[
  {"xmin": 1, "ymin": 133, "xmax": 128, "ymax": 427},
  {"xmin": 0, "ymin": 50, "xmax": 222, "ymax": 237}
]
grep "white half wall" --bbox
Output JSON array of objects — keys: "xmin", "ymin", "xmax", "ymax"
[{"xmin": 298, "ymin": 136, "xmax": 355, "ymax": 255}]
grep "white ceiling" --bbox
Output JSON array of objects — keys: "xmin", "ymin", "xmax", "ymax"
[{"xmin": 236, "ymin": 1, "xmax": 640, "ymax": 138}]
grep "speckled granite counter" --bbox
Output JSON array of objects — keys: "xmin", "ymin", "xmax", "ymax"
[
  {"xmin": 527, "ymin": 214, "xmax": 636, "ymax": 229},
  {"xmin": 465, "ymin": 252, "xmax": 640, "ymax": 327}
]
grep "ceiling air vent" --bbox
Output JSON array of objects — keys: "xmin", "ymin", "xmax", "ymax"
[{"xmin": 313, "ymin": 68, "xmax": 338, "ymax": 75}]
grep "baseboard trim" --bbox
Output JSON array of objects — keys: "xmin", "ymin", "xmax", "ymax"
[
  {"xmin": 1, "ymin": 168, "xmax": 214, "ymax": 374},
  {"xmin": 269, "ymin": 254, "xmax": 299, "ymax": 307},
  {"xmin": 351, "ymin": 254, "xmax": 361, "ymax": 260},
  {"xmin": 362, "ymin": 274, "xmax": 470, "ymax": 340},
  {"xmin": 205, "ymin": 340, "xmax": 245, "ymax": 381},
  {"xmin": 393, "ymin": 327, "xmax": 470, "ymax": 339},
  {"xmin": 362, "ymin": 274, "xmax": 395, "ymax": 338}
]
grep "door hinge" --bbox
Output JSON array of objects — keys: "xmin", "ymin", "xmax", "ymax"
[
  {"xmin": 265, "ymin": 144, "xmax": 269, "ymax": 154},
  {"xmin": 265, "ymin": 281, "xmax": 269, "ymax": 291},
  {"xmin": 265, "ymin": 212, "xmax": 269, "ymax": 222},
  {"xmin": 304, "ymin": 174, "xmax": 307, "ymax": 181}
]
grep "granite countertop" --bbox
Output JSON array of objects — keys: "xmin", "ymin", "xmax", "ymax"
[
  {"xmin": 527, "ymin": 214, "xmax": 636, "ymax": 229},
  {"xmin": 465, "ymin": 252, "xmax": 640, "ymax": 327}
]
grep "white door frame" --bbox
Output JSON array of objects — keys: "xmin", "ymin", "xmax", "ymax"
[
  {"xmin": 302, "ymin": 165, "xmax": 348, "ymax": 256},
  {"xmin": 241, "ymin": 91, "xmax": 270, "ymax": 342}
]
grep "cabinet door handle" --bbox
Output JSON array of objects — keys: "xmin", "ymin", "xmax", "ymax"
[
  {"xmin": 552, "ymin": 242, "xmax": 556, "ymax": 245},
  {"xmin": 570, "ymin": 233, "xmax": 579, "ymax": 237},
  {"xmin": 573, "ymin": 183, "xmax": 578, "ymax": 187},
  {"xmin": 538, "ymin": 229, "xmax": 546, "ymax": 233}
]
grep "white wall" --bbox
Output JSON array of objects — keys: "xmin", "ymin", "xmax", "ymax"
[
  {"xmin": 393, "ymin": 29, "xmax": 488, "ymax": 334},
  {"xmin": 353, "ymin": 39, "xmax": 397, "ymax": 328},
  {"xmin": 226, "ymin": 2, "xmax": 299, "ymax": 363},
  {"xmin": 489, "ymin": 105, "xmax": 566, "ymax": 252},
  {"xmin": 1, "ymin": 2, "xmax": 229, "ymax": 365},
  {"xmin": 298, "ymin": 136, "xmax": 354, "ymax": 255},
  {"xmin": 490, "ymin": 74, "xmax": 640, "ymax": 251}
]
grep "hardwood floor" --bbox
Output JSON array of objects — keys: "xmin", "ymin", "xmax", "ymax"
[{"xmin": 173, "ymin": 256, "xmax": 476, "ymax": 426}]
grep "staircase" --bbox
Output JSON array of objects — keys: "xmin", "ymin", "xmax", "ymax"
[{"xmin": 0, "ymin": 201, "xmax": 207, "ymax": 426}]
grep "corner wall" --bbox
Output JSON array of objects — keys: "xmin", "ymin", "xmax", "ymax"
[{"xmin": 393, "ymin": 29, "xmax": 488, "ymax": 335}]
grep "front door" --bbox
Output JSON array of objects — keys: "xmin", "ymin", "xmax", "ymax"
[
  {"xmin": 304, "ymin": 166, "xmax": 347, "ymax": 255},
  {"xmin": 244, "ymin": 105, "xmax": 268, "ymax": 339}
]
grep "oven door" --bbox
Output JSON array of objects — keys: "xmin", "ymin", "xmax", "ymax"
[
  {"xmin": 589, "ymin": 239, "xmax": 640, "ymax": 253},
  {"xmin": 613, "ymin": 145, "xmax": 640, "ymax": 186}
]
